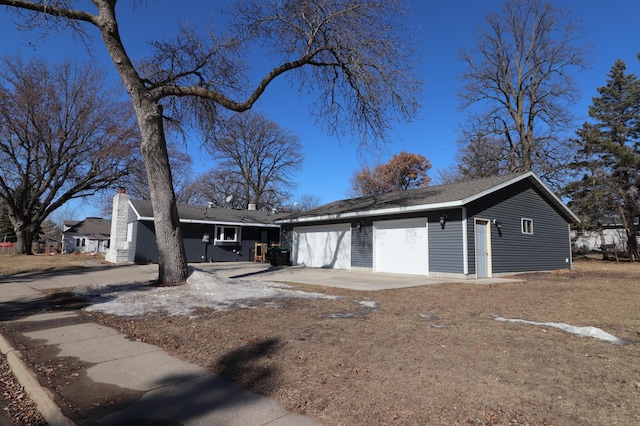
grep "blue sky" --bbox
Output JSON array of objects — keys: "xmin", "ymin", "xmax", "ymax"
[{"xmin": 1, "ymin": 1, "xmax": 639, "ymax": 220}]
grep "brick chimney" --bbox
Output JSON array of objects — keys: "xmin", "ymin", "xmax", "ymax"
[{"xmin": 105, "ymin": 188, "xmax": 130, "ymax": 263}]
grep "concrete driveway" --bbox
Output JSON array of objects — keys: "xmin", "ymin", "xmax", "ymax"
[{"xmin": 195, "ymin": 262, "xmax": 522, "ymax": 291}]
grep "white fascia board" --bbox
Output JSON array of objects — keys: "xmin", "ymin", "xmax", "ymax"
[
  {"xmin": 128, "ymin": 200, "xmax": 143, "ymax": 221},
  {"xmin": 180, "ymin": 219, "xmax": 280, "ymax": 228},
  {"xmin": 459, "ymin": 172, "xmax": 579, "ymax": 223},
  {"xmin": 277, "ymin": 200, "xmax": 465, "ymax": 224},
  {"xmin": 136, "ymin": 215, "xmax": 279, "ymax": 228},
  {"xmin": 458, "ymin": 172, "xmax": 535, "ymax": 205}
]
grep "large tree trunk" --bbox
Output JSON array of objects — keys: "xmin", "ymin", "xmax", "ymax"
[
  {"xmin": 137, "ymin": 100, "xmax": 189, "ymax": 285},
  {"xmin": 92, "ymin": 1, "xmax": 189, "ymax": 285},
  {"xmin": 13, "ymin": 221, "xmax": 34, "ymax": 255}
]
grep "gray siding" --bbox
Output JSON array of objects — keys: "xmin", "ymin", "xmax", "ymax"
[
  {"xmin": 134, "ymin": 221, "xmax": 157, "ymax": 264},
  {"xmin": 467, "ymin": 180, "xmax": 571, "ymax": 274},
  {"xmin": 428, "ymin": 209, "xmax": 465, "ymax": 274},
  {"xmin": 351, "ymin": 220, "xmax": 373, "ymax": 268},
  {"xmin": 134, "ymin": 220, "xmax": 279, "ymax": 264}
]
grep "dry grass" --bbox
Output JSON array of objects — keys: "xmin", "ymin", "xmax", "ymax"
[
  {"xmin": 81, "ymin": 258, "xmax": 640, "ymax": 426},
  {"xmin": 3, "ymin": 256, "xmax": 639, "ymax": 425},
  {"xmin": 0, "ymin": 253, "xmax": 104, "ymax": 276}
]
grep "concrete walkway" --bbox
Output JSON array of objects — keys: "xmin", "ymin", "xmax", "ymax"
[{"xmin": 0, "ymin": 264, "xmax": 321, "ymax": 425}]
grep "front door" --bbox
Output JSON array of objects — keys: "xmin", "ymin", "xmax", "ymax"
[{"xmin": 475, "ymin": 220, "xmax": 490, "ymax": 278}]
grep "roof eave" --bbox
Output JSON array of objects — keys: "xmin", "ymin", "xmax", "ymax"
[
  {"xmin": 136, "ymin": 216, "xmax": 279, "ymax": 228},
  {"xmin": 276, "ymin": 200, "xmax": 465, "ymax": 224}
]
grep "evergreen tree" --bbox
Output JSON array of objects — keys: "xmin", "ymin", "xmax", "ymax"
[
  {"xmin": 0, "ymin": 201, "xmax": 15, "ymax": 243},
  {"xmin": 567, "ymin": 59, "xmax": 640, "ymax": 259}
]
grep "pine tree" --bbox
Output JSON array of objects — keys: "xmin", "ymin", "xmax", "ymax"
[{"xmin": 568, "ymin": 59, "xmax": 640, "ymax": 259}]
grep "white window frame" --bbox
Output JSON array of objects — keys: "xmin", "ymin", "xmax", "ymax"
[
  {"xmin": 215, "ymin": 225, "xmax": 241, "ymax": 244},
  {"xmin": 521, "ymin": 218, "xmax": 534, "ymax": 235}
]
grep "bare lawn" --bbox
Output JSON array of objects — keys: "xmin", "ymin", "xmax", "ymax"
[
  {"xmin": 81, "ymin": 259, "xmax": 640, "ymax": 425},
  {"xmin": 1, "ymin": 255, "xmax": 638, "ymax": 425},
  {"xmin": 0, "ymin": 253, "xmax": 98, "ymax": 276}
]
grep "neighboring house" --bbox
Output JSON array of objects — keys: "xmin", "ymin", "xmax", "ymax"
[
  {"xmin": 62, "ymin": 217, "xmax": 111, "ymax": 254},
  {"xmin": 277, "ymin": 172, "xmax": 579, "ymax": 279},
  {"xmin": 571, "ymin": 226, "xmax": 627, "ymax": 253},
  {"xmin": 106, "ymin": 190, "xmax": 282, "ymax": 264}
]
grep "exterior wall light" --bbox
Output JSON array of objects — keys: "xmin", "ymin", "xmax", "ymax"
[
  {"xmin": 439, "ymin": 214, "xmax": 447, "ymax": 229},
  {"xmin": 493, "ymin": 219, "xmax": 503, "ymax": 237},
  {"xmin": 357, "ymin": 221, "xmax": 363, "ymax": 232}
]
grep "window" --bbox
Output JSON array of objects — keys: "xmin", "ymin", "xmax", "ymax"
[
  {"xmin": 521, "ymin": 218, "xmax": 533, "ymax": 235},
  {"xmin": 215, "ymin": 225, "xmax": 240, "ymax": 244}
]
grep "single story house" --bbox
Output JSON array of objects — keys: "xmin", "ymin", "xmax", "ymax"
[
  {"xmin": 276, "ymin": 172, "xmax": 579, "ymax": 279},
  {"xmin": 106, "ymin": 189, "xmax": 282, "ymax": 264},
  {"xmin": 62, "ymin": 217, "xmax": 111, "ymax": 254}
]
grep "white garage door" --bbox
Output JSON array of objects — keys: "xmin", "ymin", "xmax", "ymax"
[
  {"xmin": 292, "ymin": 224, "xmax": 351, "ymax": 269},
  {"xmin": 374, "ymin": 218, "xmax": 429, "ymax": 275}
]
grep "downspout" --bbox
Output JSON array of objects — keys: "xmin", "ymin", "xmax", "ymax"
[{"xmin": 462, "ymin": 207, "xmax": 468, "ymax": 275}]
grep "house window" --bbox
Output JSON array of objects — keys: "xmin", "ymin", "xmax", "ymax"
[
  {"xmin": 521, "ymin": 218, "xmax": 533, "ymax": 235},
  {"xmin": 215, "ymin": 225, "xmax": 240, "ymax": 244},
  {"xmin": 75, "ymin": 238, "xmax": 86, "ymax": 247}
]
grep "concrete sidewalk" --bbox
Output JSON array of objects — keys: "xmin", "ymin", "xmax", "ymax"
[{"xmin": 0, "ymin": 264, "xmax": 320, "ymax": 425}]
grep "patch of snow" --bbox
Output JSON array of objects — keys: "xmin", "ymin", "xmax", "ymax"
[
  {"xmin": 75, "ymin": 267, "xmax": 341, "ymax": 317},
  {"xmin": 358, "ymin": 300, "xmax": 378, "ymax": 308},
  {"xmin": 494, "ymin": 316, "xmax": 624, "ymax": 344}
]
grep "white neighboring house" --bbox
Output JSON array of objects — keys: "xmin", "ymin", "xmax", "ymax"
[
  {"xmin": 571, "ymin": 226, "xmax": 629, "ymax": 253},
  {"xmin": 62, "ymin": 217, "xmax": 111, "ymax": 254}
]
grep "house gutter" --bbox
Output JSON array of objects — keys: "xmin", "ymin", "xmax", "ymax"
[
  {"xmin": 277, "ymin": 200, "xmax": 466, "ymax": 224},
  {"xmin": 135, "ymin": 216, "xmax": 280, "ymax": 228}
]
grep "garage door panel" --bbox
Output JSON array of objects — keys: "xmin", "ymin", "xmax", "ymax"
[
  {"xmin": 374, "ymin": 219, "xmax": 428, "ymax": 275},
  {"xmin": 293, "ymin": 224, "xmax": 351, "ymax": 269}
]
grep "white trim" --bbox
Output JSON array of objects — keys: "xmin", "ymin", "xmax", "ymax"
[
  {"xmin": 282, "ymin": 200, "xmax": 463, "ymax": 223},
  {"xmin": 462, "ymin": 207, "xmax": 468, "ymax": 275},
  {"xmin": 214, "ymin": 225, "xmax": 241, "ymax": 245},
  {"xmin": 521, "ymin": 218, "xmax": 534, "ymax": 234},
  {"xmin": 567, "ymin": 223, "xmax": 573, "ymax": 269},
  {"xmin": 474, "ymin": 218, "xmax": 492, "ymax": 278}
]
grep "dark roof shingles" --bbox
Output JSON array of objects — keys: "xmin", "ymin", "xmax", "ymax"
[
  {"xmin": 291, "ymin": 173, "xmax": 526, "ymax": 219},
  {"xmin": 130, "ymin": 200, "xmax": 283, "ymax": 225}
]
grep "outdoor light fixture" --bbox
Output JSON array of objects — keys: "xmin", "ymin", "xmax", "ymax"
[
  {"xmin": 439, "ymin": 214, "xmax": 447, "ymax": 229},
  {"xmin": 493, "ymin": 219, "xmax": 503, "ymax": 237},
  {"xmin": 357, "ymin": 221, "xmax": 363, "ymax": 232}
]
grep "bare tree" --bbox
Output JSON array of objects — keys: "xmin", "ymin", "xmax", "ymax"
[
  {"xmin": 1, "ymin": 0, "xmax": 421, "ymax": 284},
  {"xmin": 120, "ymin": 141, "xmax": 194, "ymax": 203},
  {"xmin": 198, "ymin": 112, "xmax": 303, "ymax": 211},
  {"xmin": 0, "ymin": 55, "xmax": 138, "ymax": 254},
  {"xmin": 280, "ymin": 194, "xmax": 323, "ymax": 214},
  {"xmin": 457, "ymin": 0, "xmax": 590, "ymax": 181},
  {"xmin": 351, "ymin": 151, "xmax": 432, "ymax": 196}
]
